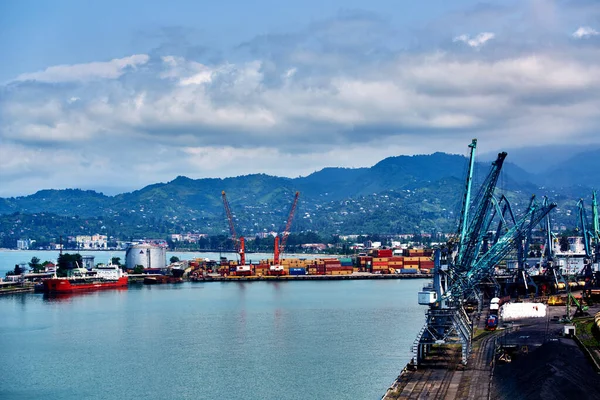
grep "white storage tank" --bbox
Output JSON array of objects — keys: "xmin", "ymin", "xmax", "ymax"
[{"xmin": 125, "ymin": 244, "xmax": 167, "ymax": 270}]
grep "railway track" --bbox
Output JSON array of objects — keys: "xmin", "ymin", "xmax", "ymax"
[{"xmin": 383, "ymin": 330, "xmax": 501, "ymax": 399}]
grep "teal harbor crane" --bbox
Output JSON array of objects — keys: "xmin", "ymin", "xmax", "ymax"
[
  {"xmin": 412, "ymin": 140, "xmax": 556, "ymax": 366},
  {"xmin": 577, "ymin": 195, "xmax": 598, "ymax": 292},
  {"xmin": 540, "ymin": 196, "xmax": 567, "ymax": 293},
  {"xmin": 577, "ymin": 198, "xmax": 592, "ymax": 260},
  {"xmin": 591, "ymin": 191, "xmax": 600, "ymax": 264}
]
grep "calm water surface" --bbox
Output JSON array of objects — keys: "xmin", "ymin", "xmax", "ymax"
[{"xmin": 0, "ymin": 251, "xmax": 427, "ymax": 399}]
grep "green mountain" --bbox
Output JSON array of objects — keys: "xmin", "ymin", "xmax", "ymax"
[{"xmin": 0, "ymin": 151, "xmax": 593, "ymax": 247}]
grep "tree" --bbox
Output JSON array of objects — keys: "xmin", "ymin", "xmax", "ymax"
[
  {"xmin": 9, "ymin": 264, "xmax": 23, "ymax": 276},
  {"xmin": 111, "ymin": 257, "xmax": 121, "ymax": 266},
  {"xmin": 57, "ymin": 253, "xmax": 83, "ymax": 277},
  {"xmin": 170, "ymin": 256, "xmax": 180, "ymax": 264},
  {"xmin": 559, "ymin": 236, "xmax": 570, "ymax": 252},
  {"xmin": 29, "ymin": 257, "xmax": 43, "ymax": 273},
  {"xmin": 133, "ymin": 265, "xmax": 144, "ymax": 274}
]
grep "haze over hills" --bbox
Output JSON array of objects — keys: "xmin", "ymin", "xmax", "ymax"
[
  {"xmin": 0, "ymin": 150, "xmax": 598, "ymax": 247},
  {"xmin": 480, "ymin": 144, "xmax": 600, "ymax": 176}
]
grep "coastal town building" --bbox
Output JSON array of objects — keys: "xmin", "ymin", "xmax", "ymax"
[{"xmin": 75, "ymin": 234, "xmax": 108, "ymax": 249}]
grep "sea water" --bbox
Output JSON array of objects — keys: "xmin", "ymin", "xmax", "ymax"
[{"xmin": 0, "ymin": 251, "xmax": 427, "ymax": 399}]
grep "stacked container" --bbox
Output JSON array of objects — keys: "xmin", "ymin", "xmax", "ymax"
[
  {"xmin": 388, "ymin": 256, "xmax": 404, "ymax": 270},
  {"xmin": 322, "ymin": 258, "xmax": 352, "ymax": 275},
  {"xmin": 403, "ymin": 256, "xmax": 420, "ymax": 270},
  {"xmin": 255, "ymin": 264, "xmax": 270, "ymax": 276},
  {"xmin": 372, "ymin": 257, "xmax": 389, "ymax": 274},
  {"xmin": 419, "ymin": 259, "xmax": 434, "ymax": 274}
]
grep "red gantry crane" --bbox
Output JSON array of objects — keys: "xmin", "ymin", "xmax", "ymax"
[
  {"xmin": 221, "ymin": 191, "xmax": 250, "ymax": 275},
  {"xmin": 271, "ymin": 191, "xmax": 300, "ymax": 275}
]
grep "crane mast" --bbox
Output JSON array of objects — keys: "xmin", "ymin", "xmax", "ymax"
[
  {"xmin": 543, "ymin": 196, "xmax": 554, "ymax": 262},
  {"xmin": 592, "ymin": 191, "xmax": 600, "ymax": 263},
  {"xmin": 221, "ymin": 191, "xmax": 245, "ymax": 266},
  {"xmin": 273, "ymin": 236, "xmax": 280, "ymax": 265},
  {"xmin": 457, "ymin": 139, "xmax": 477, "ymax": 251}
]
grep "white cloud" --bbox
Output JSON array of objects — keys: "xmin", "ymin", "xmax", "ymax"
[
  {"xmin": 5, "ymin": 6, "xmax": 600, "ymax": 196},
  {"xmin": 572, "ymin": 26, "xmax": 599, "ymax": 38},
  {"xmin": 453, "ymin": 32, "xmax": 496, "ymax": 48},
  {"xmin": 5, "ymin": 50, "xmax": 600, "ymax": 155},
  {"xmin": 15, "ymin": 54, "xmax": 149, "ymax": 83}
]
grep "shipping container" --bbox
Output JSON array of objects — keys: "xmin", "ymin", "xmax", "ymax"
[
  {"xmin": 289, "ymin": 268, "xmax": 307, "ymax": 275},
  {"xmin": 400, "ymin": 268, "xmax": 419, "ymax": 274}
]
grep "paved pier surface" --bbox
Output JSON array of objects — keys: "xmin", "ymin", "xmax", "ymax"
[
  {"xmin": 383, "ymin": 321, "xmax": 498, "ymax": 400},
  {"xmin": 384, "ymin": 302, "xmax": 600, "ymax": 400}
]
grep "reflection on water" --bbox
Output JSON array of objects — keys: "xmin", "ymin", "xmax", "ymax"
[
  {"xmin": 42, "ymin": 287, "xmax": 129, "ymax": 302},
  {"xmin": 1, "ymin": 280, "xmax": 427, "ymax": 400}
]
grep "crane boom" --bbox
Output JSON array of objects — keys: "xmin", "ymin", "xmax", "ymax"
[
  {"xmin": 592, "ymin": 191, "xmax": 600, "ymax": 263},
  {"xmin": 543, "ymin": 196, "xmax": 554, "ymax": 262},
  {"xmin": 445, "ymin": 198, "xmax": 557, "ymax": 300},
  {"xmin": 222, "ymin": 191, "xmax": 237, "ymax": 247},
  {"xmin": 279, "ymin": 191, "xmax": 300, "ymax": 255},
  {"xmin": 491, "ymin": 195, "xmax": 517, "ymax": 245},
  {"xmin": 456, "ymin": 151, "xmax": 507, "ymax": 272},
  {"xmin": 222, "ymin": 191, "xmax": 245, "ymax": 265}
]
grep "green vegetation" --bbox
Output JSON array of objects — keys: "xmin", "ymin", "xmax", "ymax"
[
  {"xmin": 575, "ymin": 318, "xmax": 600, "ymax": 348},
  {"xmin": 0, "ymin": 153, "xmax": 592, "ymax": 245},
  {"xmin": 574, "ymin": 317, "xmax": 600, "ymax": 368},
  {"xmin": 6, "ymin": 264, "xmax": 24, "ymax": 276},
  {"xmin": 28, "ymin": 257, "xmax": 43, "ymax": 273},
  {"xmin": 132, "ymin": 265, "xmax": 144, "ymax": 274},
  {"xmin": 57, "ymin": 253, "xmax": 83, "ymax": 277}
]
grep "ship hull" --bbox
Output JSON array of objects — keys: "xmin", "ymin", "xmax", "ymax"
[{"xmin": 43, "ymin": 277, "xmax": 128, "ymax": 293}]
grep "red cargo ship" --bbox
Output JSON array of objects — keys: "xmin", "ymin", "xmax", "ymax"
[{"xmin": 43, "ymin": 264, "xmax": 128, "ymax": 294}]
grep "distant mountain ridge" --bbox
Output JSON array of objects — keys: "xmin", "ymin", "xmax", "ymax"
[
  {"xmin": 0, "ymin": 150, "xmax": 597, "ymax": 244},
  {"xmin": 0, "ymin": 152, "xmax": 533, "ymax": 215}
]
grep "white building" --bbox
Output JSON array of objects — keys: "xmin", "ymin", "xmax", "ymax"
[
  {"xmin": 17, "ymin": 239, "xmax": 31, "ymax": 250},
  {"xmin": 75, "ymin": 234, "xmax": 108, "ymax": 249}
]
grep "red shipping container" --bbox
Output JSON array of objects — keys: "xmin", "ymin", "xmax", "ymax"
[{"xmin": 378, "ymin": 249, "xmax": 393, "ymax": 257}]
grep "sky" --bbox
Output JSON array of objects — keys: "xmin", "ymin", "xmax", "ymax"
[{"xmin": 2, "ymin": 0, "xmax": 600, "ymax": 197}]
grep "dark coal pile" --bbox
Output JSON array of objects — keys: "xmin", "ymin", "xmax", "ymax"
[{"xmin": 492, "ymin": 339, "xmax": 600, "ymax": 400}]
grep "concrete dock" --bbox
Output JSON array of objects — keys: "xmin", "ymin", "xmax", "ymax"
[
  {"xmin": 383, "ymin": 301, "xmax": 600, "ymax": 400},
  {"xmin": 190, "ymin": 272, "xmax": 432, "ymax": 282},
  {"xmin": 0, "ymin": 282, "xmax": 34, "ymax": 295}
]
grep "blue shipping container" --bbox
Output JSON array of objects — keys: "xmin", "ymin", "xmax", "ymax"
[
  {"xmin": 400, "ymin": 268, "xmax": 419, "ymax": 274},
  {"xmin": 289, "ymin": 268, "xmax": 307, "ymax": 275}
]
